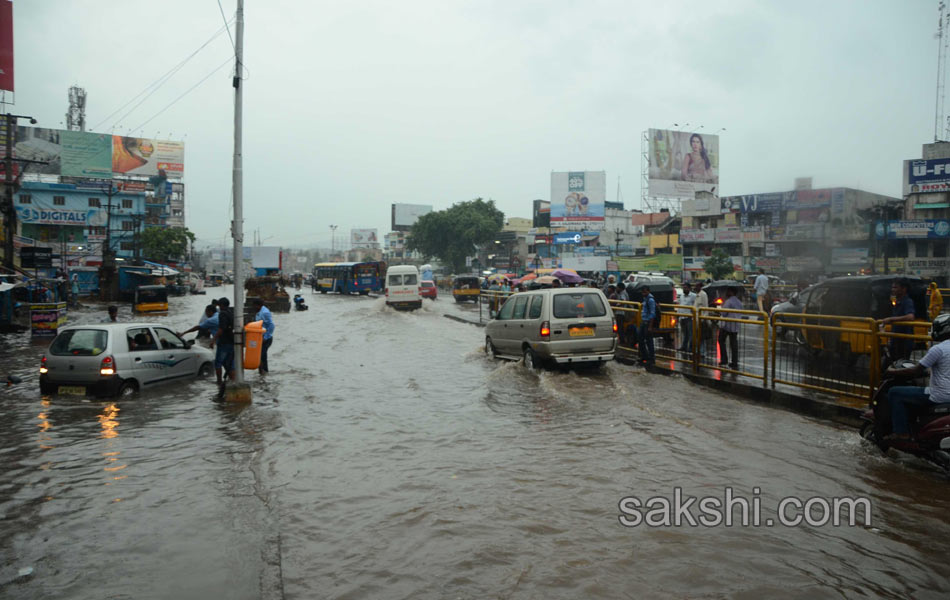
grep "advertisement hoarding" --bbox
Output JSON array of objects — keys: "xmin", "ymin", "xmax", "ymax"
[
  {"xmin": 615, "ymin": 254, "xmax": 683, "ymax": 272},
  {"xmin": 392, "ymin": 203, "xmax": 433, "ymax": 231},
  {"xmin": 0, "ymin": 0, "xmax": 12, "ymax": 92},
  {"xmin": 350, "ymin": 228, "xmax": 378, "ymax": 248},
  {"xmin": 647, "ymin": 129, "xmax": 719, "ymax": 198},
  {"xmin": 683, "ymin": 255, "xmax": 743, "ymax": 272},
  {"xmin": 550, "ymin": 171, "xmax": 606, "ymax": 227},
  {"xmin": 903, "ymin": 158, "xmax": 950, "ymax": 195},
  {"xmin": 876, "ymin": 220, "xmax": 950, "ymax": 239},
  {"xmin": 112, "ymin": 136, "xmax": 184, "ymax": 177},
  {"xmin": 12, "ymin": 127, "xmax": 184, "ymax": 178}
]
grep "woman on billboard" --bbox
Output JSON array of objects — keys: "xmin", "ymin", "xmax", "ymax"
[{"xmin": 681, "ymin": 133, "xmax": 712, "ymax": 182}]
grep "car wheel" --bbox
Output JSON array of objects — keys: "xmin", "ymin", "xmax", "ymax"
[
  {"xmin": 198, "ymin": 362, "xmax": 213, "ymax": 378},
  {"xmin": 118, "ymin": 380, "xmax": 138, "ymax": 398},
  {"xmin": 523, "ymin": 346, "xmax": 540, "ymax": 371},
  {"xmin": 485, "ymin": 337, "xmax": 498, "ymax": 360}
]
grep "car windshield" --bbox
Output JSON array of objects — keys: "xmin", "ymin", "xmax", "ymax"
[
  {"xmin": 49, "ymin": 329, "xmax": 108, "ymax": 356},
  {"xmin": 553, "ymin": 293, "xmax": 607, "ymax": 319}
]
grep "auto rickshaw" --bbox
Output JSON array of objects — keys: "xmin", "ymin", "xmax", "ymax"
[
  {"xmin": 134, "ymin": 285, "xmax": 169, "ymax": 313},
  {"xmin": 452, "ymin": 276, "xmax": 481, "ymax": 303},
  {"xmin": 798, "ymin": 275, "xmax": 928, "ymax": 363}
]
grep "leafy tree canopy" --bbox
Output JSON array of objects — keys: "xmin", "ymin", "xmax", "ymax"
[
  {"xmin": 141, "ymin": 226, "xmax": 195, "ymax": 263},
  {"xmin": 406, "ymin": 198, "xmax": 504, "ymax": 272},
  {"xmin": 703, "ymin": 247, "xmax": 735, "ymax": 281}
]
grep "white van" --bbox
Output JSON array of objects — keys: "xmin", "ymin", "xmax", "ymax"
[{"xmin": 385, "ymin": 265, "xmax": 422, "ymax": 310}]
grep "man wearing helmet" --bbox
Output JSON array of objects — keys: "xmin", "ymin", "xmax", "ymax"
[{"xmin": 885, "ymin": 313, "xmax": 950, "ymax": 440}]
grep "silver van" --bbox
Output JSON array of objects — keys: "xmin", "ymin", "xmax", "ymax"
[
  {"xmin": 39, "ymin": 323, "xmax": 215, "ymax": 397},
  {"xmin": 484, "ymin": 288, "xmax": 617, "ymax": 369}
]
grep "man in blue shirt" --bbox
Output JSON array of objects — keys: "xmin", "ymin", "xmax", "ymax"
[
  {"xmin": 179, "ymin": 304, "xmax": 219, "ymax": 343},
  {"xmin": 881, "ymin": 278, "xmax": 917, "ymax": 361},
  {"xmin": 252, "ymin": 298, "xmax": 275, "ymax": 374},
  {"xmin": 639, "ymin": 285, "xmax": 657, "ymax": 365}
]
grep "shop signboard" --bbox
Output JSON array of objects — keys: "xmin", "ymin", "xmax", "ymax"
[
  {"xmin": 21, "ymin": 246, "xmax": 53, "ymax": 268},
  {"xmin": 683, "ymin": 255, "xmax": 743, "ymax": 271},
  {"xmin": 876, "ymin": 220, "xmax": 950, "ymax": 239},
  {"xmin": 785, "ymin": 256, "xmax": 824, "ymax": 271},
  {"xmin": 904, "ymin": 158, "xmax": 950, "ymax": 195},
  {"xmin": 30, "ymin": 302, "xmax": 67, "ymax": 337},
  {"xmin": 765, "ymin": 243, "xmax": 781, "ymax": 257},
  {"xmin": 905, "ymin": 257, "xmax": 950, "ymax": 277},
  {"xmin": 742, "ymin": 226, "xmax": 765, "ymax": 242},
  {"xmin": 550, "ymin": 171, "xmax": 606, "ymax": 227},
  {"xmin": 679, "ymin": 228, "xmax": 715, "ymax": 243},
  {"xmin": 715, "ymin": 227, "xmax": 742, "ymax": 243},
  {"xmin": 784, "ymin": 223, "xmax": 825, "ymax": 240},
  {"xmin": 615, "ymin": 254, "xmax": 683, "ymax": 272},
  {"xmin": 830, "ymin": 247, "xmax": 869, "ymax": 268}
]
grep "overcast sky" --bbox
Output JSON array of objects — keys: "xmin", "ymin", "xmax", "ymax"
[{"xmin": 7, "ymin": 0, "xmax": 940, "ymax": 249}]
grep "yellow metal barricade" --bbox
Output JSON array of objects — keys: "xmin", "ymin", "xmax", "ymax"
[
  {"xmin": 697, "ymin": 306, "xmax": 769, "ymax": 384},
  {"xmin": 609, "ymin": 300, "xmax": 641, "ymax": 354},
  {"xmin": 769, "ymin": 313, "xmax": 878, "ymax": 401},
  {"xmin": 479, "ymin": 289, "xmax": 513, "ymax": 322}
]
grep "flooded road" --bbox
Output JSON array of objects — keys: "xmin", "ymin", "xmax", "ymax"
[{"xmin": 2, "ymin": 288, "xmax": 950, "ymax": 599}]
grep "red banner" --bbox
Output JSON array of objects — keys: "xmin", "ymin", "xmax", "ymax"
[{"xmin": 0, "ymin": 1, "xmax": 12, "ymax": 92}]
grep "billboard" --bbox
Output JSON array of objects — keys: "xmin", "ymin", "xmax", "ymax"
[
  {"xmin": 392, "ymin": 203, "xmax": 432, "ymax": 231},
  {"xmin": 112, "ymin": 136, "xmax": 184, "ymax": 177},
  {"xmin": 550, "ymin": 171, "xmax": 606, "ymax": 227},
  {"xmin": 12, "ymin": 127, "xmax": 184, "ymax": 178},
  {"xmin": 350, "ymin": 228, "xmax": 378, "ymax": 248},
  {"xmin": 0, "ymin": 0, "xmax": 12, "ymax": 92},
  {"xmin": 647, "ymin": 129, "xmax": 719, "ymax": 198},
  {"xmin": 904, "ymin": 158, "xmax": 950, "ymax": 194}
]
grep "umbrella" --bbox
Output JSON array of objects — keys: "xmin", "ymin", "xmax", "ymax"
[
  {"xmin": 518, "ymin": 273, "xmax": 538, "ymax": 283},
  {"xmin": 486, "ymin": 273, "xmax": 509, "ymax": 282},
  {"xmin": 551, "ymin": 269, "xmax": 584, "ymax": 284},
  {"xmin": 535, "ymin": 276, "xmax": 558, "ymax": 285}
]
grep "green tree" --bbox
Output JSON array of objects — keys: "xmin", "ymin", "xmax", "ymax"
[
  {"xmin": 703, "ymin": 247, "xmax": 735, "ymax": 280},
  {"xmin": 407, "ymin": 198, "xmax": 504, "ymax": 272},
  {"xmin": 140, "ymin": 226, "xmax": 196, "ymax": 263}
]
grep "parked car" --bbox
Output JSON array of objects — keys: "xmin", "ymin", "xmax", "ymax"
[
  {"xmin": 484, "ymin": 288, "xmax": 617, "ymax": 370},
  {"xmin": 420, "ymin": 280, "xmax": 438, "ymax": 300},
  {"xmin": 39, "ymin": 323, "xmax": 214, "ymax": 397}
]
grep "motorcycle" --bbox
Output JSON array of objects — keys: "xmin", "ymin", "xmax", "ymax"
[{"xmin": 860, "ymin": 359, "xmax": 950, "ymax": 471}]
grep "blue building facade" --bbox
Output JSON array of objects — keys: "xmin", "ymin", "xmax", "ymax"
[{"xmin": 16, "ymin": 181, "xmax": 156, "ymax": 262}]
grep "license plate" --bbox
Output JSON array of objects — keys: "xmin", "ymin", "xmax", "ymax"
[
  {"xmin": 570, "ymin": 326, "xmax": 594, "ymax": 337},
  {"xmin": 58, "ymin": 385, "xmax": 86, "ymax": 395}
]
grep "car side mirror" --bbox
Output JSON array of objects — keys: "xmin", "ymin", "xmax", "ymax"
[{"xmin": 790, "ymin": 294, "xmax": 799, "ymax": 306}]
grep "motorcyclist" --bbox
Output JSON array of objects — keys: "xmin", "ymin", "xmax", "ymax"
[{"xmin": 885, "ymin": 313, "xmax": 950, "ymax": 441}]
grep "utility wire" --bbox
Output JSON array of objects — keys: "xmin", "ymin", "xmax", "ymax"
[
  {"xmin": 91, "ymin": 21, "xmax": 233, "ymax": 132},
  {"xmin": 128, "ymin": 56, "xmax": 233, "ymax": 133},
  {"xmin": 217, "ymin": 0, "xmax": 235, "ymax": 51}
]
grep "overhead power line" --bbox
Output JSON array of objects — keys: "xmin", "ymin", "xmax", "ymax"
[
  {"xmin": 128, "ymin": 56, "xmax": 234, "ymax": 133},
  {"xmin": 91, "ymin": 21, "xmax": 233, "ymax": 132}
]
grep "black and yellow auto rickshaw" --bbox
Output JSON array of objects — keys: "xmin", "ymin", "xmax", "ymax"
[
  {"xmin": 452, "ymin": 276, "xmax": 481, "ymax": 303},
  {"xmin": 134, "ymin": 285, "xmax": 169, "ymax": 313},
  {"xmin": 798, "ymin": 275, "xmax": 927, "ymax": 362}
]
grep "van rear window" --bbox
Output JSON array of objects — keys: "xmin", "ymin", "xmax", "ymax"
[
  {"xmin": 388, "ymin": 275, "xmax": 403, "ymax": 285},
  {"xmin": 403, "ymin": 274, "xmax": 418, "ymax": 285},
  {"xmin": 49, "ymin": 329, "xmax": 108, "ymax": 356},
  {"xmin": 553, "ymin": 293, "xmax": 606, "ymax": 319}
]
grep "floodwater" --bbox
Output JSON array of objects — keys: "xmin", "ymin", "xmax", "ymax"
[{"xmin": 2, "ymin": 287, "xmax": 950, "ymax": 599}]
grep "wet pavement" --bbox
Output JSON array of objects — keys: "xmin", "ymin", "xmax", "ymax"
[{"xmin": 2, "ymin": 288, "xmax": 950, "ymax": 599}]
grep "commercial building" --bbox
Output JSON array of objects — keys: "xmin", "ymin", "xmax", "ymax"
[
  {"xmin": 896, "ymin": 141, "xmax": 950, "ymax": 284},
  {"xmin": 679, "ymin": 186, "xmax": 899, "ymax": 281},
  {"xmin": 16, "ymin": 181, "xmax": 148, "ymax": 265}
]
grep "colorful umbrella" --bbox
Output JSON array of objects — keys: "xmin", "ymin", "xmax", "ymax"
[{"xmin": 551, "ymin": 269, "xmax": 584, "ymax": 284}]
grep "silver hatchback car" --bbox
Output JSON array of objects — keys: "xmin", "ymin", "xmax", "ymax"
[
  {"xmin": 484, "ymin": 288, "xmax": 617, "ymax": 369},
  {"xmin": 39, "ymin": 323, "xmax": 215, "ymax": 397}
]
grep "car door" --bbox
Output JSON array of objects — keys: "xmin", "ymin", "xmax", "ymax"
[
  {"xmin": 125, "ymin": 326, "xmax": 165, "ymax": 387},
  {"xmin": 153, "ymin": 327, "xmax": 196, "ymax": 381},
  {"xmin": 506, "ymin": 294, "xmax": 531, "ymax": 346},
  {"xmin": 489, "ymin": 295, "xmax": 518, "ymax": 353}
]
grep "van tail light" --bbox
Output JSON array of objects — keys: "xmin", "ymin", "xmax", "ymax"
[
  {"xmin": 384, "ymin": 287, "xmax": 389, "ymax": 297},
  {"xmin": 40, "ymin": 355, "xmax": 48, "ymax": 374},
  {"xmin": 673, "ymin": 287, "xmax": 678, "ymax": 301},
  {"xmin": 716, "ymin": 297, "xmax": 723, "ymax": 306},
  {"xmin": 100, "ymin": 356, "xmax": 116, "ymax": 376},
  {"xmin": 612, "ymin": 319, "xmax": 618, "ymax": 334},
  {"xmin": 418, "ymin": 287, "xmax": 422, "ymax": 295},
  {"xmin": 540, "ymin": 321, "xmax": 551, "ymax": 339}
]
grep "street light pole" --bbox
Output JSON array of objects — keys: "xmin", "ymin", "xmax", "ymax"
[{"xmin": 330, "ymin": 224, "xmax": 337, "ymax": 256}]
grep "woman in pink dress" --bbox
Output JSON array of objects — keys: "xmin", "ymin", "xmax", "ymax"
[{"xmin": 681, "ymin": 133, "xmax": 712, "ymax": 182}]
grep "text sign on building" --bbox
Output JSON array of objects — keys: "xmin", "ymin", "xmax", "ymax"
[
  {"xmin": 904, "ymin": 159, "xmax": 950, "ymax": 195},
  {"xmin": 876, "ymin": 220, "xmax": 950, "ymax": 239}
]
